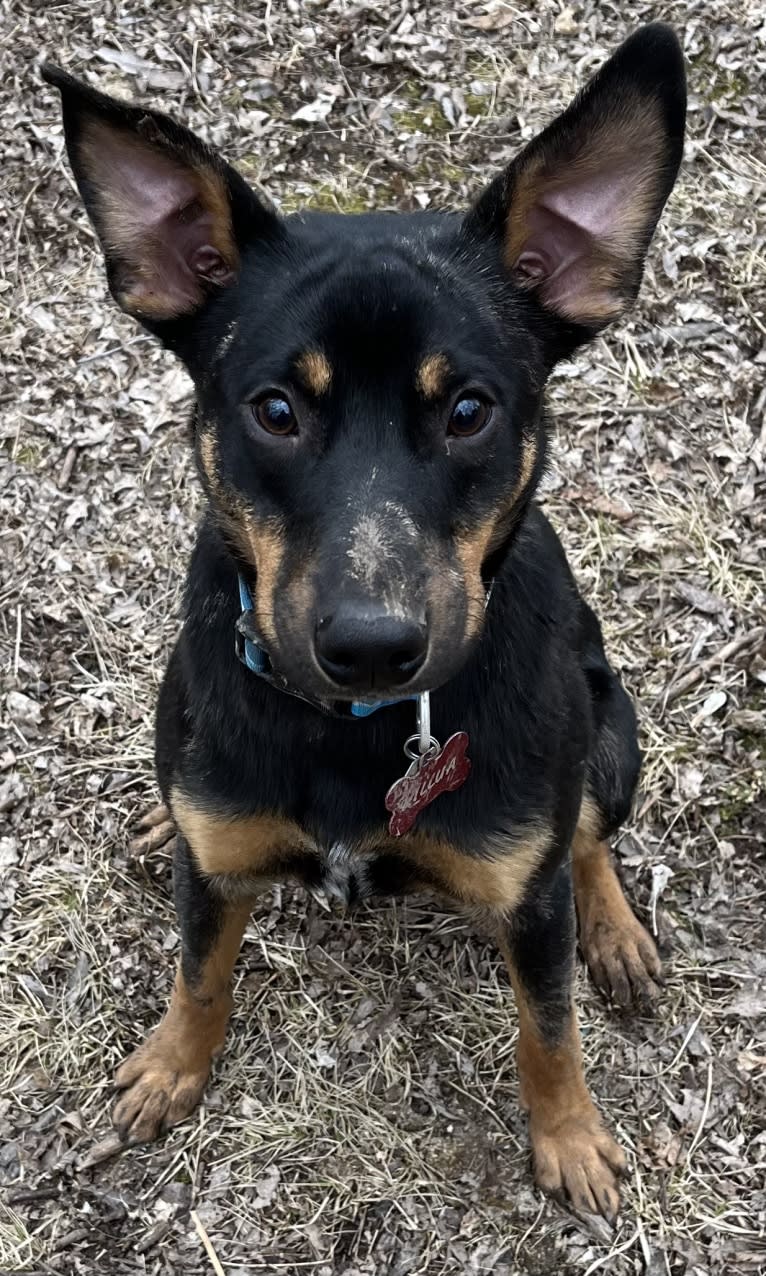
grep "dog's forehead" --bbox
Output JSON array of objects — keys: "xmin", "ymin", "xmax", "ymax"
[
  {"xmin": 222, "ymin": 213, "xmax": 501, "ymax": 386},
  {"xmin": 288, "ymin": 217, "xmax": 468, "ymax": 327}
]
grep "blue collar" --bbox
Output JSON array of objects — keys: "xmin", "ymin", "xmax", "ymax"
[{"xmin": 235, "ymin": 574, "xmax": 418, "ymax": 719}]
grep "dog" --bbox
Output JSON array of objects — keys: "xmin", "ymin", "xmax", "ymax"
[{"xmin": 43, "ymin": 22, "xmax": 685, "ymax": 1219}]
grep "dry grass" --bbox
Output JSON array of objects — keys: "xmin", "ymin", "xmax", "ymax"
[{"xmin": 1, "ymin": 0, "xmax": 765, "ymax": 1273}]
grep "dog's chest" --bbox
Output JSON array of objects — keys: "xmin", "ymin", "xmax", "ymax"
[
  {"xmin": 320, "ymin": 842, "xmax": 371, "ymax": 903},
  {"xmin": 315, "ymin": 840, "xmax": 416, "ymax": 903}
]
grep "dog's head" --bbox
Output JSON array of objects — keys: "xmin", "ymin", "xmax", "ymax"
[{"xmin": 44, "ymin": 24, "xmax": 685, "ymax": 702}]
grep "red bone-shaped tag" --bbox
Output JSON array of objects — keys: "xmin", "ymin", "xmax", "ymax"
[{"xmin": 385, "ymin": 731, "xmax": 471, "ymax": 837}]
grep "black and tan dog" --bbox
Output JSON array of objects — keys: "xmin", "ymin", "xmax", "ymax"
[{"xmin": 44, "ymin": 23, "xmax": 685, "ymax": 1219}]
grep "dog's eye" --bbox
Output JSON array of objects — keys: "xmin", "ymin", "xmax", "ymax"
[
  {"xmin": 448, "ymin": 396, "xmax": 492, "ymax": 438},
  {"xmin": 251, "ymin": 394, "xmax": 296, "ymax": 437}
]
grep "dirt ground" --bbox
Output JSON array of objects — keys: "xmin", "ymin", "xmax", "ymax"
[{"xmin": 1, "ymin": 1, "xmax": 765, "ymax": 1273}]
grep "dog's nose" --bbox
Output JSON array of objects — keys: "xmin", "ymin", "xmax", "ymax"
[{"xmin": 315, "ymin": 605, "xmax": 427, "ymax": 690}]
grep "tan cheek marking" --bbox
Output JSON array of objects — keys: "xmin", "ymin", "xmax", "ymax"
[
  {"xmin": 453, "ymin": 437, "xmax": 538, "ymax": 638},
  {"xmin": 454, "ymin": 517, "xmax": 497, "ymax": 639},
  {"xmin": 242, "ymin": 520, "xmax": 286, "ymax": 647},
  {"xmin": 295, "ymin": 350, "xmax": 333, "ymax": 396},
  {"xmin": 171, "ymin": 789, "xmax": 307, "ymax": 877},
  {"xmin": 193, "ymin": 443, "xmax": 304, "ymax": 652},
  {"xmin": 508, "ymin": 435, "xmax": 537, "ymax": 506},
  {"xmin": 197, "ymin": 428, "xmax": 220, "ymax": 495},
  {"xmin": 416, "ymin": 353, "xmax": 450, "ymax": 400},
  {"xmin": 396, "ymin": 827, "xmax": 550, "ymax": 909}
]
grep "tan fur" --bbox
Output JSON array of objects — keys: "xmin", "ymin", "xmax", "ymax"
[
  {"xmin": 499, "ymin": 940, "xmax": 626, "ymax": 1214},
  {"xmin": 416, "ymin": 353, "xmax": 450, "ymax": 400},
  {"xmin": 509, "ymin": 435, "xmax": 537, "ymax": 505},
  {"xmin": 572, "ymin": 822, "xmax": 662, "ymax": 1004},
  {"xmin": 453, "ymin": 437, "xmax": 537, "ymax": 639},
  {"xmin": 198, "ymin": 428, "xmax": 220, "ymax": 493},
  {"xmin": 400, "ymin": 825, "xmax": 550, "ymax": 909},
  {"xmin": 454, "ymin": 516, "xmax": 498, "ymax": 638},
  {"xmin": 296, "ymin": 350, "xmax": 333, "ymax": 395},
  {"xmin": 241, "ymin": 519, "xmax": 287, "ymax": 647},
  {"xmin": 193, "ymin": 445, "xmax": 309, "ymax": 655},
  {"xmin": 171, "ymin": 790, "xmax": 307, "ymax": 877},
  {"xmin": 113, "ymin": 901, "xmax": 253, "ymax": 1140},
  {"xmin": 575, "ymin": 793, "xmax": 603, "ymax": 841}
]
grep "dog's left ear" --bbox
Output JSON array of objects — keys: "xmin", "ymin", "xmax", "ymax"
[
  {"xmin": 42, "ymin": 64, "xmax": 278, "ymax": 324},
  {"xmin": 466, "ymin": 24, "xmax": 686, "ymax": 335}
]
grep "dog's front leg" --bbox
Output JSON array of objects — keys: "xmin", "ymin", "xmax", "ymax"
[
  {"xmin": 497, "ymin": 862, "xmax": 626, "ymax": 1220},
  {"xmin": 113, "ymin": 834, "xmax": 253, "ymax": 1143}
]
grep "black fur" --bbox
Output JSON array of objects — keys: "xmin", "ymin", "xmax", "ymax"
[
  {"xmin": 173, "ymin": 835, "xmax": 227, "ymax": 990},
  {"xmin": 505, "ymin": 861, "xmax": 577, "ymax": 1045}
]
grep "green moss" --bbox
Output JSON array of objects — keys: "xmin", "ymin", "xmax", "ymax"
[
  {"xmin": 738, "ymin": 732, "xmax": 766, "ymax": 761},
  {"xmin": 465, "ymin": 53, "xmax": 496, "ymax": 83},
  {"xmin": 391, "ymin": 82, "xmax": 451, "ymax": 135},
  {"xmin": 237, "ymin": 154, "xmax": 261, "ymax": 181},
  {"xmin": 392, "ymin": 104, "xmax": 450, "ymax": 135},
  {"xmin": 12, "ymin": 443, "xmax": 42, "ymax": 468},
  {"xmin": 439, "ymin": 162, "xmax": 463, "ymax": 182},
  {"xmin": 463, "ymin": 91, "xmax": 489, "ymax": 118},
  {"xmin": 689, "ymin": 50, "xmax": 748, "ymax": 103},
  {"xmin": 278, "ymin": 182, "xmax": 372, "ymax": 214},
  {"xmin": 718, "ymin": 781, "xmax": 761, "ymax": 837}
]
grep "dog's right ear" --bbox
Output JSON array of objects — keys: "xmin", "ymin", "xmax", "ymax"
[
  {"xmin": 42, "ymin": 64, "xmax": 278, "ymax": 323},
  {"xmin": 464, "ymin": 25, "xmax": 685, "ymax": 345}
]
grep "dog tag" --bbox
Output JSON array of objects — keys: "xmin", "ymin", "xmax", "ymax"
[{"xmin": 385, "ymin": 731, "xmax": 471, "ymax": 837}]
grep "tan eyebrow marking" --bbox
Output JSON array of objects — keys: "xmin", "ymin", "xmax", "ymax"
[
  {"xmin": 295, "ymin": 350, "xmax": 332, "ymax": 395},
  {"xmin": 416, "ymin": 353, "xmax": 450, "ymax": 400}
]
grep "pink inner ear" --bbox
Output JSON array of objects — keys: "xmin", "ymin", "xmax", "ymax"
[
  {"xmin": 511, "ymin": 164, "xmax": 644, "ymax": 322},
  {"xmin": 86, "ymin": 122, "xmax": 235, "ymax": 316}
]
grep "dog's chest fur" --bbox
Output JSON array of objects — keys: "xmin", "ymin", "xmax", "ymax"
[{"xmin": 321, "ymin": 842, "xmax": 372, "ymax": 903}]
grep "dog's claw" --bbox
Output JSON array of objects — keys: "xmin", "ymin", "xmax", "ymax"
[
  {"xmin": 532, "ymin": 1108, "xmax": 626, "ymax": 1222},
  {"xmin": 113, "ymin": 1029, "xmax": 210, "ymax": 1142},
  {"xmin": 581, "ymin": 912, "xmax": 663, "ymax": 1010},
  {"xmin": 129, "ymin": 803, "xmax": 176, "ymax": 858}
]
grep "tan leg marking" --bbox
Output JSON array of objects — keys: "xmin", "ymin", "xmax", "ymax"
[
  {"xmin": 171, "ymin": 790, "xmax": 309, "ymax": 877},
  {"xmin": 113, "ymin": 901, "xmax": 252, "ymax": 1142},
  {"xmin": 501, "ymin": 946, "xmax": 627, "ymax": 1219},
  {"xmin": 572, "ymin": 824, "xmax": 662, "ymax": 1008},
  {"xmin": 396, "ymin": 827, "xmax": 550, "ymax": 909}
]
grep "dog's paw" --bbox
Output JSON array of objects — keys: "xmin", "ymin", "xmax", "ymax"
[
  {"xmin": 113, "ymin": 1030, "xmax": 210, "ymax": 1143},
  {"xmin": 581, "ymin": 909, "xmax": 663, "ymax": 1010},
  {"xmin": 531, "ymin": 1109, "xmax": 627, "ymax": 1221},
  {"xmin": 129, "ymin": 802, "xmax": 176, "ymax": 858}
]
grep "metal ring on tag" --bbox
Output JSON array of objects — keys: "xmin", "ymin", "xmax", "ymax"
[{"xmin": 403, "ymin": 733, "xmax": 440, "ymax": 763}]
